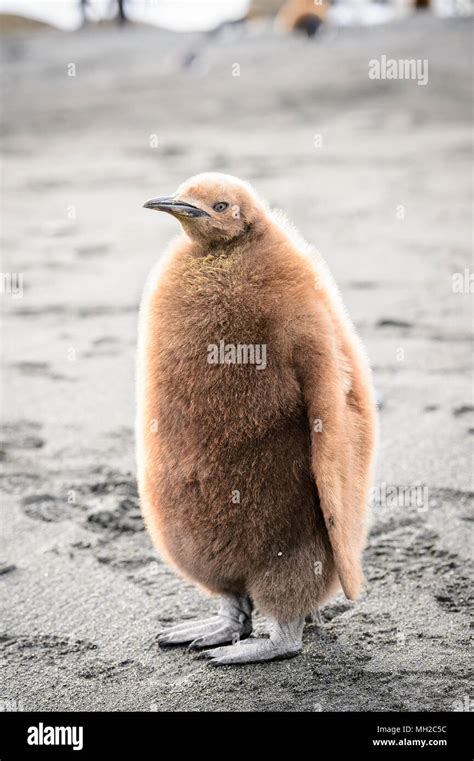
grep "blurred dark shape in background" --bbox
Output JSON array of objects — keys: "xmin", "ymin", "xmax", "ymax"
[
  {"xmin": 277, "ymin": 0, "xmax": 328, "ymax": 37},
  {"xmin": 117, "ymin": 0, "xmax": 127, "ymax": 24},
  {"xmin": 80, "ymin": 0, "xmax": 128, "ymax": 26}
]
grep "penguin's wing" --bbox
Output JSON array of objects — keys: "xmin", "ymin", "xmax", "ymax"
[{"xmin": 294, "ymin": 299, "xmax": 376, "ymax": 600}]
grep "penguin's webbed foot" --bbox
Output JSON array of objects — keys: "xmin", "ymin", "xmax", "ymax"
[
  {"xmin": 198, "ymin": 617, "xmax": 304, "ymax": 666},
  {"xmin": 158, "ymin": 616, "xmax": 249, "ymax": 649},
  {"xmin": 158, "ymin": 594, "xmax": 252, "ymax": 650}
]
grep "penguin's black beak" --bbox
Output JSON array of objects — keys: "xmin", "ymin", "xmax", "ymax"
[{"xmin": 143, "ymin": 196, "xmax": 210, "ymax": 218}]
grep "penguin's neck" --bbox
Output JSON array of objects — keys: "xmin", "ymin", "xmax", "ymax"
[{"xmin": 187, "ymin": 220, "xmax": 266, "ymax": 261}]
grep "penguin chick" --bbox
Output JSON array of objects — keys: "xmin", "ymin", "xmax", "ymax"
[{"xmin": 137, "ymin": 173, "xmax": 377, "ymax": 665}]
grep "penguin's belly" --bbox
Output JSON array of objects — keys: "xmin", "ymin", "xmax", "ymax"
[
  {"xmin": 143, "ymin": 277, "xmax": 320, "ymax": 592},
  {"xmin": 154, "ymin": 413, "xmax": 319, "ymax": 595}
]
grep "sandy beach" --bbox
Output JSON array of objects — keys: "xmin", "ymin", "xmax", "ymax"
[{"xmin": 0, "ymin": 14, "xmax": 472, "ymax": 711}]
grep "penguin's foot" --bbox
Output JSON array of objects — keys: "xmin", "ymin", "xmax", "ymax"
[
  {"xmin": 158, "ymin": 594, "xmax": 252, "ymax": 650},
  {"xmin": 199, "ymin": 617, "xmax": 304, "ymax": 666}
]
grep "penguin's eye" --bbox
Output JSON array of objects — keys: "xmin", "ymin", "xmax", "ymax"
[{"xmin": 213, "ymin": 202, "xmax": 229, "ymax": 213}]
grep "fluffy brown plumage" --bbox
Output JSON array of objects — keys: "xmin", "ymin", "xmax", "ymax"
[{"xmin": 136, "ymin": 173, "xmax": 376, "ymax": 625}]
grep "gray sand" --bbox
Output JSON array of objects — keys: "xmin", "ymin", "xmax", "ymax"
[{"xmin": 0, "ymin": 16, "xmax": 472, "ymax": 711}]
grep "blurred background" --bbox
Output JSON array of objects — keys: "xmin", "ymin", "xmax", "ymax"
[
  {"xmin": 0, "ymin": 0, "xmax": 472, "ymax": 31},
  {"xmin": 1, "ymin": 0, "xmax": 472, "ymax": 712}
]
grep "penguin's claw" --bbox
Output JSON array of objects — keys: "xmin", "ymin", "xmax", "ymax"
[
  {"xmin": 158, "ymin": 609, "xmax": 252, "ymax": 649},
  {"xmin": 158, "ymin": 594, "xmax": 253, "ymax": 649},
  {"xmin": 201, "ymin": 637, "xmax": 302, "ymax": 666},
  {"xmin": 188, "ymin": 625, "xmax": 251, "ymax": 650}
]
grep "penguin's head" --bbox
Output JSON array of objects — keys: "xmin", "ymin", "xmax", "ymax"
[{"xmin": 143, "ymin": 172, "xmax": 264, "ymax": 246}]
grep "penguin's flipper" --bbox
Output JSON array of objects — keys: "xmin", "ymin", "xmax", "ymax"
[{"xmin": 294, "ymin": 300, "xmax": 376, "ymax": 601}]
